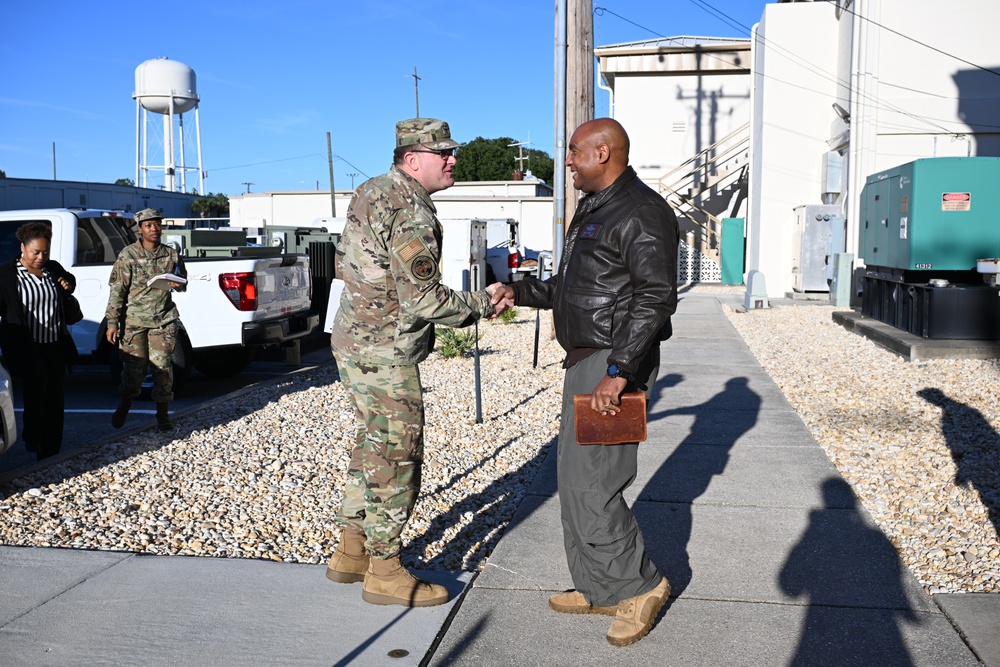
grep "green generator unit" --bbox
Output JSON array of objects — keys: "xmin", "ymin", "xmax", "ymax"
[
  {"xmin": 859, "ymin": 157, "xmax": 1000, "ymax": 339},
  {"xmin": 266, "ymin": 226, "xmax": 340, "ymax": 321},
  {"xmin": 162, "ymin": 228, "xmax": 282, "ymax": 258}
]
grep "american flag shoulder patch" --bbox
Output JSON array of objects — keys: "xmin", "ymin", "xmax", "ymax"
[{"xmin": 397, "ymin": 238, "xmax": 426, "ymax": 262}]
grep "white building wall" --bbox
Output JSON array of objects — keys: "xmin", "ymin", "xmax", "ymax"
[
  {"xmin": 842, "ymin": 0, "xmax": 1000, "ymax": 264},
  {"xmin": 592, "ymin": 1, "xmax": 1000, "ymax": 296},
  {"xmin": 228, "ymin": 185, "xmax": 556, "ymax": 259},
  {"xmin": 750, "ymin": 0, "xmax": 1000, "ymax": 297},
  {"xmin": 748, "ymin": 2, "xmax": 842, "ymax": 297},
  {"xmin": 612, "ymin": 72, "xmax": 752, "ymax": 184}
]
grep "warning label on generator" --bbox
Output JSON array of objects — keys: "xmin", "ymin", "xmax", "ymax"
[{"xmin": 942, "ymin": 192, "xmax": 971, "ymax": 211}]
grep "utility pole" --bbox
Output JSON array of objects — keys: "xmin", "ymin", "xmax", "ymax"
[
  {"xmin": 565, "ymin": 0, "xmax": 594, "ymax": 229},
  {"xmin": 327, "ymin": 132, "xmax": 336, "ymax": 217},
  {"xmin": 509, "ymin": 141, "xmax": 530, "ymax": 177},
  {"xmin": 348, "ymin": 172, "xmax": 358, "ymax": 189},
  {"xmin": 52, "ymin": 142, "xmax": 57, "ymax": 180},
  {"xmin": 412, "ymin": 67, "xmax": 421, "ymax": 117},
  {"xmin": 242, "ymin": 182, "xmax": 253, "ymax": 194}
]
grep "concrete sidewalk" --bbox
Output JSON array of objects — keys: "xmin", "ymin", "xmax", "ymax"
[
  {"xmin": 430, "ymin": 293, "xmax": 995, "ymax": 666},
  {"xmin": 1, "ymin": 293, "xmax": 997, "ymax": 666}
]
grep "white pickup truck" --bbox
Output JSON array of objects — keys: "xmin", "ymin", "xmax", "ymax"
[{"xmin": 0, "ymin": 208, "xmax": 319, "ymax": 382}]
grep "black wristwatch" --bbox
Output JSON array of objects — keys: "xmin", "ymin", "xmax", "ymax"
[{"xmin": 607, "ymin": 363, "xmax": 633, "ymax": 381}]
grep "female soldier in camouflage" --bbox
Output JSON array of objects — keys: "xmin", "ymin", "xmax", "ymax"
[{"xmin": 105, "ymin": 208, "xmax": 187, "ymax": 431}]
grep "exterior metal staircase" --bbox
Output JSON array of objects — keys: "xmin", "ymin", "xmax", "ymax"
[{"xmin": 657, "ymin": 122, "xmax": 750, "ymax": 268}]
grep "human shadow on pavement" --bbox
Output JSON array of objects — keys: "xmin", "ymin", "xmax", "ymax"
[
  {"xmin": 407, "ymin": 437, "xmax": 555, "ymax": 572},
  {"xmin": 917, "ymin": 387, "xmax": 1000, "ymax": 540},
  {"xmin": 779, "ymin": 477, "xmax": 919, "ymax": 667},
  {"xmin": 636, "ymin": 376, "xmax": 760, "ymax": 597}
]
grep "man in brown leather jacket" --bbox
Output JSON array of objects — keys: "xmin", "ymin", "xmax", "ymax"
[{"xmin": 492, "ymin": 118, "xmax": 678, "ymax": 646}]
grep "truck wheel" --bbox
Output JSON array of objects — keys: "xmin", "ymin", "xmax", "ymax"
[{"xmin": 194, "ymin": 346, "xmax": 256, "ymax": 378}]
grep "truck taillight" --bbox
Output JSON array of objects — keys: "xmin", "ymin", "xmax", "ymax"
[
  {"xmin": 219, "ymin": 272, "xmax": 257, "ymax": 311},
  {"xmin": 507, "ymin": 250, "xmax": 520, "ymax": 269}
]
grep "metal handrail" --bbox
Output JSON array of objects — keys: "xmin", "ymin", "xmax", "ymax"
[{"xmin": 656, "ymin": 122, "xmax": 750, "ymax": 191}]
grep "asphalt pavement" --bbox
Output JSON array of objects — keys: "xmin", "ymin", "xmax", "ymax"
[{"xmin": 1, "ymin": 293, "xmax": 997, "ymax": 666}]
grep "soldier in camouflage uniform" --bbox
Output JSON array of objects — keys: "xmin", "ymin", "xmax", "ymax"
[
  {"xmin": 105, "ymin": 208, "xmax": 187, "ymax": 431},
  {"xmin": 326, "ymin": 118, "xmax": 509, "ymax": 607}
]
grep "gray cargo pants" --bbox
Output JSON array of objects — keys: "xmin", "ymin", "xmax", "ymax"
[{"xmin": 558, "ymin": 349, "xmax": 664, "ymax": 608}]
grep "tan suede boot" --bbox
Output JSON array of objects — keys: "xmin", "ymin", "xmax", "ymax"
[
  {"xmin": 325, "ymin": 529, "xmax": 369, "ymax": 584},
  {"xmin": 362, "ymin": 556, "xmax": 449, "ymax": 607},
  {"xmin": 607, "ymin": 577, "xmax": 671, "ymax": 647},
  {"xmin": 549, "ymin": 590, "xmax": 617, "ymax": 617}
]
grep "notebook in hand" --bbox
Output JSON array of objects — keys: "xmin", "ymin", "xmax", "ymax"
[
  {"xmin": 573, "ymin": 392, "xmax": 647, "ymax": 445},
  {"xmin": 146, "ymin": 273, "xmax": 188, "ymax": 290}
]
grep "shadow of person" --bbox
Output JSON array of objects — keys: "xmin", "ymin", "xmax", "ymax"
[
  {"xmin": 407, "ymin": 437, "xmax": 555, "ymax": 572},
  {"xmin": 917, "ymin": 387, "xmax": 1000, "ymax": 539},
  {"xmin": 645, "ymin": 372, "xmax": 683, "ymax": 420},
  {"xmin": 779, "ymin": 478, "xmax": 919, "ymax": 667},
  {"xmin": 637, "ymin": 376, "xmax": 760, "ymax": 596}
]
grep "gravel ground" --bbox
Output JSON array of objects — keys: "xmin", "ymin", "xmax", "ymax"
[
  {"xmin": 1, "ymin": 285, "xmax": 997, "ymax": 596},
  {"xmin": 724, "ymin": 300, "xmax": 1000, "ymax": 594},
  {"xmin": 0, "ymin": 309, "xmax": 564, "ymax": 572}
]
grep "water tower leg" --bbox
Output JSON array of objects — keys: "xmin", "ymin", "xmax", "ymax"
[
  {"xmin": 135, "ymin": 100, "xmax": 141, "ymax": 186},
  {"xmin": 195, "ymin": 106, "xmax": 205, "ymax": 196}
]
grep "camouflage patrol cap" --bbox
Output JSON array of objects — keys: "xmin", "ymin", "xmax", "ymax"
[
  {"xmin": 396, "ymin": 118, "xmax": 462, "ymax": 150},
  {"xmin": 134, "ymin": 208, "xmax": 164, "ymax": 224}
]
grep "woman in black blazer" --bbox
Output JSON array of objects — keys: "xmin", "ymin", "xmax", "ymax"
[{"xmin": 0, "ymin": 222, "xmax": 79, "ymax": 460}]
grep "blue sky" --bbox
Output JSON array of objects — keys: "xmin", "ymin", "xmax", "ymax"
[{"xmin": 1, "ymin": 0, "xmax": 769, "ymax": 197}]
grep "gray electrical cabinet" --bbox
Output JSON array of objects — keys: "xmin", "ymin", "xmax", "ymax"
[{"xmin": 792, "ymin": 204, "xmax": 846, "ymax": 292}]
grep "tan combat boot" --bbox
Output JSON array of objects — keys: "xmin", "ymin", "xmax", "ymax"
[
  {"xmin": 325, "ymin": 529, "xmax": 369, "ymax": 584},
  {"xmin": 607, "ymin": 577, "xmax": 671, "ymax": 647},
  {"xmin": 362, "ymin": 556, "xmax": 449, "ymax": 607},
  {"xmin": 156, "ymin": 403, "xmax": 173, "ymax": 431},
  {"xmin": 549, "ymin": 590, "xmax": 617, "ymax": 616}
]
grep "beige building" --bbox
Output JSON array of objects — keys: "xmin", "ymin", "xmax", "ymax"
[{"xmin": 596, "ymin": 36, "xmax": 753, "ymax": 282}]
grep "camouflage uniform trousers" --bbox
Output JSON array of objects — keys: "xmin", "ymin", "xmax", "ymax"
[
  {"xmin": 333, "ymin": 353, "xmax": 424, "ymax": 559},
  {"xmin": 118, "ymin": 322, "xmax": 178, "ymax": 403}
]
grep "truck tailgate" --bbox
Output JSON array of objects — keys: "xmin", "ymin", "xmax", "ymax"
[{"xmin": 253, "ymin": 255, "xmax": 313, "ymax": 318}]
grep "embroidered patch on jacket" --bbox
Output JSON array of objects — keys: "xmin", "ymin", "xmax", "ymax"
[
  {"xmin": 411, "ymin": 255, "xmax": 436, "ymax": 280},
  {"xmin": 398, "ymin": 238, "xmax": 425, "ymax": 262},
  {"xmin": 579, "ymin": 223, "xmax": 602, "ymax": 239}
]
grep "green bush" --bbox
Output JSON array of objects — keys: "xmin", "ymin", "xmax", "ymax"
[
  {"xmin": 436, "ymin": 327, "xmax": 480, "ymax": 359},
  {"xmin": 495, "ymin": 307, "xmax": 519, "ymax": 325}
]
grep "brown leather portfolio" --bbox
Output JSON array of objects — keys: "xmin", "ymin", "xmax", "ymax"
[{"xmin": 573, "ymin": 392, "xmax": 647, "ymax": 445}]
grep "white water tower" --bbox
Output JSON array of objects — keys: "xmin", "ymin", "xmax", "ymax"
[{"xmin": 133, "ymin": 57, "xmax": 205, "ymax": 194}]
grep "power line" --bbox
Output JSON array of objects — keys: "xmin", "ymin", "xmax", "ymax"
[
  {"xmin": 593, "ymin": 6, "xmax": 663, "ymax": 39},
  {"xmin": 818, "ymin": 0, "xmax": 1000, "ymax": 79},
  {"xmin": 212, "ymin": 153, "xmax": 324, "ymax": 172},
  {"xmin": 597, "ymin": 0, "xmax": 994, "ymax": 135},
  {"xmin": 210, "ymin": 152, "xmax": 370, "ymax": 181},
  {"xmin": 332, "ymin": 155, "xmax": 370, "ymax": 180},
  {"xmin": 684, "ymin": 0, "xmax": 962, "ymax": 134}
]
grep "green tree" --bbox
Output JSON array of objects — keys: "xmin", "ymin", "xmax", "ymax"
[
  {"xmin": 212, "ymin": 192, "xmax": 230, "ymax": 216},
  {"xmin": 453, "ymin": 137, "xmax": 554, "ymax": 184},
  {"xmin": 191, "ymin": 192, "xmax": 230, "ymax": 218},
  {"xmin": 0, "ymin": 169, "xmax": 6, "ymax": 179},
  {"xmin": 115, "ymin": 177, "xmax": 135, "ymax": 186}
]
